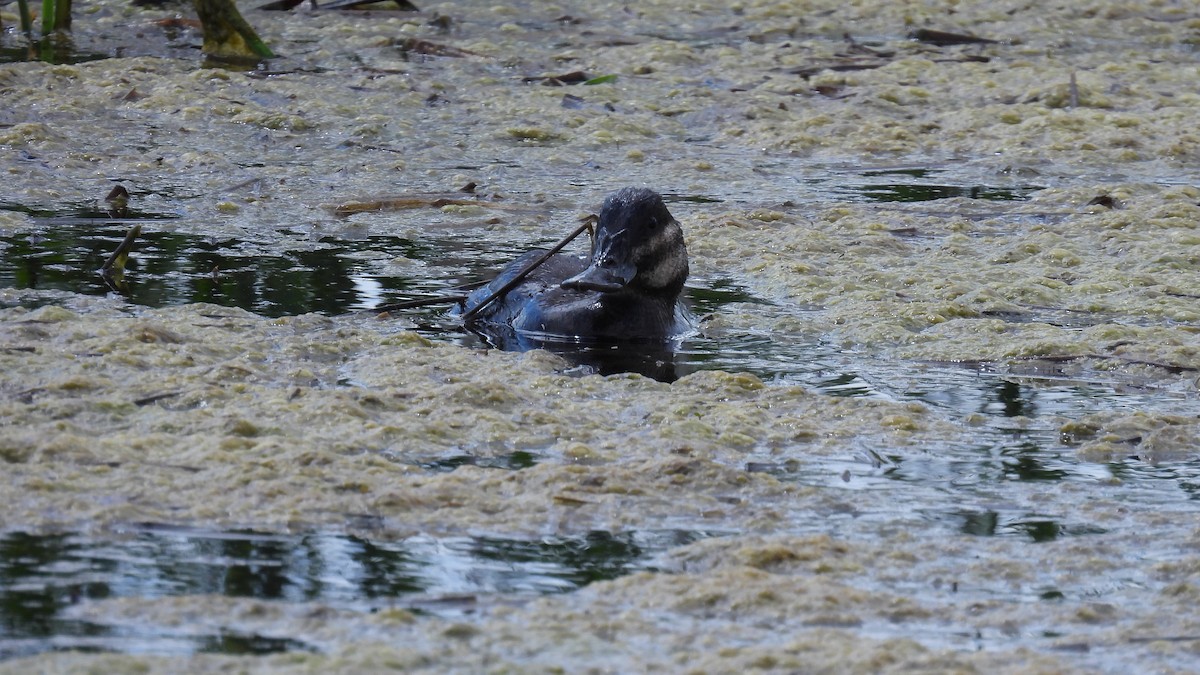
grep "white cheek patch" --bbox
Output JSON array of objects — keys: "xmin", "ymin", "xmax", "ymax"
[
  {"xmin": 638, "ymin": 255, "xmax": 686, "ymax": 288},
  {"xmin": 633, "ymin": 225, "xmax": 687, "ymax": 289}
]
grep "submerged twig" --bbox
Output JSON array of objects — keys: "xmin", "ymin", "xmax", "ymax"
[
  {"xmin": 100, "ymin": 224, "xmax": 141, "ymax": 291},
  {"xmin": 460, "ymin": 216, "xmax": 596, "ymax": 322},
  {"xmin": 372, "ymin": 294, "xmax": 469, "ymax": 313},
  {"xmin": 101, "ymin": 225, "xmax": 140, "ymax": 273}
]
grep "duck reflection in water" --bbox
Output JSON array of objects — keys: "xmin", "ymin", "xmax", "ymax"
[{"xmin": 458, "ymin": 187, "xmax": 694, "ymax": 381}]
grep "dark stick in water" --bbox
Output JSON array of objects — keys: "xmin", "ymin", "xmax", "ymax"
[
  {"xmin": 373, "ymin": 294, "xmax": 469, "ymax": 313},
  {"xmin": 101, "ymin": 225, "xmax": 141, "ymax": 275},
  {"xmin": 99, "ymin": 224, "xmax": 142, "ymax": 292},
  {"xmin": 460, "ymin": 216, "xmax": 596, "ymax": 322}
]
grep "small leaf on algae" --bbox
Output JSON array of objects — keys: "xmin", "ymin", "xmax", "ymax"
[{"xmin": 583, "ymin": 74, "xmax": 618, "ymax": 85}]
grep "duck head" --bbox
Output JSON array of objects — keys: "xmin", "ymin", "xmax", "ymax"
[{"xmin": 561, "ymin": 187, "xmax": 688, "ymax": 297}]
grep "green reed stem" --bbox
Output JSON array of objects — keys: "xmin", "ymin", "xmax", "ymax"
[{"xmin": 41, "ymin": 0, "xmax": 55, "ymax": 34}]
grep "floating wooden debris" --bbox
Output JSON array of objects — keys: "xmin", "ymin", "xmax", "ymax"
[
  {"xmin": 1086, "ymin": 194, "xmax": 1120, "ymax": 209},
  {"xmin": 257, "ymin": 0, "xmax": 306, "ymax": 10},
  {"xmin": 260, "ymin": 0, "xmax": 417, "ymax": 9},
  {"xmin": 791, "ymin": 53, "xmax": 989, "ymax": 79},
  {"xmin": 841, "ymin": 33, "xmax": 895, "ymax": 58},
  {"xmin": 396, "ymin": 37, "xmax": 477, "ymax": 58},
  {"xmin": 789, "ymin": 58, "xmax": 893, "ymax": 79},
  {"xmin": 561, "ymin": 93, "xmax": 587, "ymax": 108},
  {"xmin": 152, "ymin": 17, "xmax": 203, "ymax": 29},
  {"xmin": 336, "ymin": 0, "xmax": 419, "ymax": 9},
  {"xmin": 909, "ymin": 28, "xmax": 998, "ymax": 46},
  {"xmin": 552, "ymin": 494, "xmax": 594, "ymax": 506},
  {"xmin": 326, "ymin": 193, "xmax": 525, "ymax": 217},
  {"xmin": 941, "ymin": 54, "xmax": 991, "ymax": 64},
  {"xmin": 812, "ymin": 84, "xmax": 853, "ymax": 99},
  {"xmin": 319, "ymin": 0, "xmax": 416, "ymax": 9},
  {"xmin": 788, "ymin": 28, "xmax": 999, "ymax": 78},
  {"xmin": 522, "ymin": 71, "xmax": 617, "ymax": 86},
  {"xmin": 134, "ymin": 391, "xmax": 183, "ymax": 407},
  {"xmin": 524, "ymin": 70, "xmax": 591, "ymax": 86}
]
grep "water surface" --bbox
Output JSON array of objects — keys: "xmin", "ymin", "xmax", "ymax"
[{"xmin": 0, "ymin": 526, "xmax": 708, "ymax": 659}]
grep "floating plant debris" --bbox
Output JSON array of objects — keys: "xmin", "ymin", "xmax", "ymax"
[
  {"xmin": 523, "ymin": 70, "xmax": 592, "ymax": 85},
  {"xmin": 313, "ymin": 0, "xmax": 419, "ymax": 10},
  {"xmin": 326, "ymin": 193, "xmax": 522, "ymax": 217},
  {"xmin": 396, "ymin": 37, "xmax": 476, "ymax": 58},
  {"xmin": 910, "ymin": 28, "xmax": 999, "ymax": 46}
]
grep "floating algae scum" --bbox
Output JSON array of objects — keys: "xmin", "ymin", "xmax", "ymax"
[{"xmin": 2, "ymin": 0, "xmax": 1200, "ymax": 672}]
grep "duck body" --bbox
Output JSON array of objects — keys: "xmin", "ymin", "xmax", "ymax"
[{"xmin": 460, "ymin": 187, "xmax": 692, "ymax": 346}]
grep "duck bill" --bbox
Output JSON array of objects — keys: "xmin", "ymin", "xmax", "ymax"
[{"xmin": 560, "ymin": 260, "xmax": 635, "ymax": 292}]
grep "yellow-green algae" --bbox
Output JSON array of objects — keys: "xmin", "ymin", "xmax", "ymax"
[{"xmin": 0, "ymin": 301, "xmax": 950, "ymax": 533}]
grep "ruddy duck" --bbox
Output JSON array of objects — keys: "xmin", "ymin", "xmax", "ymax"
[{"xmin": 460, "ymin": 187, "xmax": 692, "ymax": 346}]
